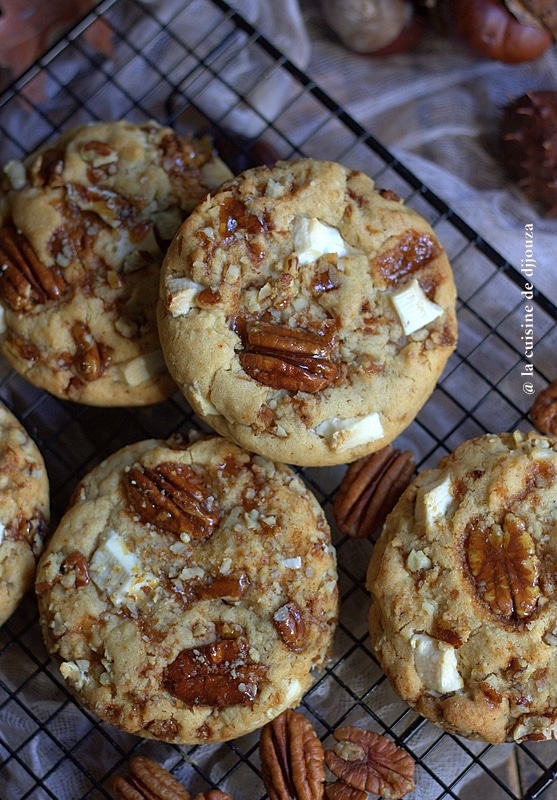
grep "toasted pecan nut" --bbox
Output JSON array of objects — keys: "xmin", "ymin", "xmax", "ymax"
[
  {"xmin": 260, "ymin": 709, "xmax": 326, "ymax": 800},
  {"xmin": 123, "ymin": 462, "xmax": 220, "ymax": 539},
  {"xmin": 324, "ymin": 727, "xmax": 415, "ymax": 800},
  {"xmin": 111, "ymin": 755, "xmax": 191, "ymax": 800},
  {"xmin": 324, "ymin": 783, "xmax": 367, "ymax": 800},
  {"xmin": 530, "ymin": 379, "xmax": 557, "ymax": 434},
  {"xmin": 193, "ymin": 793, "xmax": 234, "ymax": 800},
  {"xmin": 240, "ymin": 320, "xmax": 339, "ymax": 393},
  {"xmin": 466, "ymin": 512, "xmax": 541, "ymax": 620},
  {"xmin": 163, "ymin": 636, "xmax": 267, "ymax": 707},
  {"xmin": 273, "ymin": 601, "xmax": 308, "ymax": 652},
  {"xmin": 333, "ymin": 445, "xmax": 415, "ymax": 538},
  {"xmin": 0, "ymin": 220, "xmax": 67, "ymax": 312}
]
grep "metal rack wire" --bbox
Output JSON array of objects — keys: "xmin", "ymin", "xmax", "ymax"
[{"xmin": 1, "ymin": 1, "xmax": 557, "ymax": 797}]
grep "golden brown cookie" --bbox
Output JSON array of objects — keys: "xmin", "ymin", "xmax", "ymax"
[
  {"xmin": 0, "ymin": 402, "xmax": 49, "ymax": 626},
  {"xmin": 367, "ymin": 430, "xmax": 557, "ymax": 743},
  {"xmin": 157, "ymin": 158, "xmax": 457, "ymax": 466},
  {"xmin": 35, "ymin": 434, "xmax": 338, "ymax": 744},
  {"xmin": 0, "ymin": 119, "xmax": 232, "ymax": 405}
]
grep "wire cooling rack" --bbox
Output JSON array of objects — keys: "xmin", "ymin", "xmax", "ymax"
[{"xmin": 1, "ymin": 1, "xmax": 557, "ymax": 798}]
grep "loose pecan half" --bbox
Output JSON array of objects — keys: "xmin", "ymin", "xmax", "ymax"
[
  {"xmin": 260, "ymin": 709, "xmax": 325, "ymax": 800},
  {"xmin": 333, "ymin": 446, "xmax": 415, "ymax": 538},
  {"xmin": 240, "ymin": 320, "xmax": 339, "ymax": 393},
  {"xmin": 0, "ymin": 221, "xmax": 67, "ymax": 312},
  {"xmin": 123, "ymin": 462, "xmax": 219, "ymax": 540},
  {"xmin": 324, "ymin": 727, "xmax": 415, "ymax": 800},
  {"xmin": 530, "ymin": 379, "xmax": 557, "ymax": 435},
  {"xmin": 324, "ymin": 783, "xmax": 367, "ymax": 800},
  {"xmin": 193, "ymin": 793, "xmax": 234, "ymax": 800},
  {"xmin": 111, "ymin": 755, "xmax": 190, "ymax": 800},
  {"xmin": 163, "ymin": 636, "xmax": 267, "ymax": 707},
  {"xmin": 466, "ymin": 512, "xmax": 541, "ymax": 620}
]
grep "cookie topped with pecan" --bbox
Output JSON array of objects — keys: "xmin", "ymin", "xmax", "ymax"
[
  {"xmin": 157, "ymin": 158, "xmax": 457, "ymax": 466},
  {"xmin": 0, "ymin": 119, "xmax": 232, "ymax": 405},
  {"xmin": 0, "ymin": 402, "xmax": 49, "ymax": 626},
  {"xmin": 367, "ymin": 430, "xmax": 557, "ymax": 743},
  {"xmin": 35, "ymin": 434, "xmax": 338, "ymax": 744}
]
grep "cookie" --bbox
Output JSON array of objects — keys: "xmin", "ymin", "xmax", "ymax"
[
  {"xmin": 35, "ymin": 434, "xmax": 338, "ymax": 744},
  {"xmin": 367, "ymin": 430, "xmax": 557, "ymax": 743},
  {"xmin": 0, "ymin": 402, "xmax": 49, "ymax": 626},
  {"xmin": 157, "ymin": 158, "xmax": 457, "ymax": 466},
  {"xmin": 0, "ymin": 119, "xmax": 232, "ymax": 405}
]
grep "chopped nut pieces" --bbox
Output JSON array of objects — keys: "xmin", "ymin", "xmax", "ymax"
[
  {"xmin": 530, "ymin": 379, "xmax": 557, "ymax": 435},
  {"xmin": 324, "ymin": 727, "xmax": 415, "ymax": 800},
  {"xmin": 240, "ymin": 320, "xmax": 339, "ymax": 394},
  {"xmin": 333, "ymin": 446, "xmax": 415, "ymax": 538},
  {"xmin": 110, "ymin": 755, "xmax": 234, "ymax": 800},
  {"xmin": 260, "ymin": 709, "xmax": 326, "ymax": 800}
]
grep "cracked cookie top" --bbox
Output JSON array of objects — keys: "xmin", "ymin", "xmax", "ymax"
[
  {"xmin": 35, "ymin": 434, "xmax": 338, "ymax": 744},
  {"xmin": 157, "ymin": 158, "xmax": 457, "ymax": 466},
  {"xmin": 367, "ymin": 430, "xmax": 557, "ymax": 743},
  {"xmin": 0, "ymin": 119, "xmax": 232, "ymax": 406},
  {"xmin": 0, "ymin": 402, "xmax": 49, "ymax": 626}
]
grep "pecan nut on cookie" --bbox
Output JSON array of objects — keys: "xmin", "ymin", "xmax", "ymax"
[
  {"xmin": 0, "ymin": 120, "xmax": 232, "ymax": 405},
  {"xmin": 35, "ymin": 434, "xmax": 338, "ymax": 744},
  {"xmin": 0, "ymin": 402, "xmax": 49, "ymax": 626},
  {"xmin": 157, "ymin": 158, "xmax": 457, "ymax": 466},
  {"xmin": 367, "ymin": 431, "xmax": 557, "ymax": 743}
]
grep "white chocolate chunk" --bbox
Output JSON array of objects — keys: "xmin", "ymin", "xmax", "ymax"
[
  {"xmin": 315, "ymin": 412, "xmax": 383, "ymax": 452},
  {"xmin": 90, "ymin": 529, "xmax": 157, "ymax": 609},
  {"xmin": 60, "ymin": 659, "xmax": 91, "ymax": 691},
  {"xmin": 121, "ymin": 349, "xmax": 167, "ymax": 386},
  {"xmin": 3, "ymin": 159, "xmax": 27, "ymax": 190},
  {"xmin": 411, "ymin": 633, "xmax": 463, "ymax": 694},
  {"xmin": 407, "ymin": 548, "xmax": 432, "ymax": 572},
  {"xmin": 292, "ymin": 216, "xmax": 348, "ymax": 265},
  {"xmin": 391, "ymin": 277, "xmax": 443, "ymax": 335},
  {"xmin": 167, "ymin": 277, "xmax": 204, "ymax": 317},
  {"xmin": 416, "ymin": 473, "xmax": 454, "ymax": 527}
]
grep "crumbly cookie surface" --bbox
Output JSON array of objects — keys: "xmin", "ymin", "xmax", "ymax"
[
  {"xmin": 0, "ymin": 403, "xmax": 49, "ymax": 626},
  {"xmin": 367, "ymin": 431, "xmax": 557, "ymax": 743},
  {"xmin": 36, "ymin": 435, "xmax": 338, "ymax": 744},
  {"xmin": 0, "ymin": 119, "xmax": 232, "ymax": 406},
  {"xmin": 158, "ymin": 158, "xmax": 457, "ymax": 466}
]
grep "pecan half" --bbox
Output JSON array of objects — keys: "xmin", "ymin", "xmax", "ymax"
[
  {"xmin": 240, "ymin": 320, "xmax": 339, "ymax": 393},
  {"xmin": 163, "ymin": 636, "xmax": 267, "ymax": 707},
  {"xmin": 530, "ymin": 379, "xmax": 557, "ymax": 435},
  {"xmin": 324, "ymin": 727, "xmax": 415, "ymax": 800},
  {"xmin": 324, "ymin": 783, "xmax": 367, "ymax": 800},
  {"xmin": 333, "ymin": 446, "xmax": 415, "ymax": 538},
  {"xmin": 373, "ymin": 229, "xmax": 440, "ymax": 287},
  {"xmin": 193, "ymin": 793, "xmax": 234, "ymax": 800},
  {"xmin": 0, "ymin": 221, "xmax": 67, "ymax": 312},
  {"xmin": 273, "ymin": 601, "xmax": 307, "ymax": 652},
  {"xmin": 72, "ymin": 321, "xmax": 107, "ymax": 382},
  {"xmin": 123, "ymin": 462, "xmax": 219, "ymax": 540},
  {"xmin": 111, "ymin": 755, "xmax": 190, "ymax": 800},
  {"xmin": 466, "ymin": 512, "xmax": 541, "ymax": 620},
  {"xmin": 260, "ymin": 709, "xmax": 325, "ymax": 800}
]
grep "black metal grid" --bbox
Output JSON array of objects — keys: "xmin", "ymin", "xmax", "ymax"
[{"xmin": 0, "ymin": 1, "xmax": 556, "ymax": 797}]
